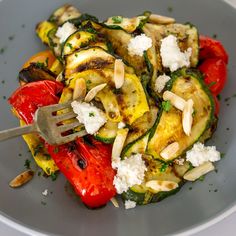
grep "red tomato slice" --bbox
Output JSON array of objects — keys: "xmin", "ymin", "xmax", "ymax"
[
  {"xmin": 199, "ymin": 35, "xmax": 228, "ymax": 64},
  {"xmin": 198, "ymin": 58, "xmax": 227, "ymax": 95}
]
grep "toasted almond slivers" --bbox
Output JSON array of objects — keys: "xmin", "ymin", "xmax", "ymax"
[
  {"xmin": 112, "ymin": 128, "xmax": 129, "ymax": 160},
  {"xmin": 182, "ymin": 99, "xmax": 194, "ymax": 136},
  {"xmin": 148, "ymin": 14, "xmax": 176, "ymax": 24},
  {"xmin": 110, "ymin": 197, "xmax": 119, "ymax": 208},
  {"xmin": 56, "ymin": 72, "xmax": 63, "ymax": 82},
  {"xmin": 73, "ymin": 78, "xmax": 87, "ymax": 101},
  {"xmin": 9, "ymin": 170, "xmax": 34, "ymax": 188},
  {"xmin": 84, "ymin": 83, "xmax": 107, "ymax": 103},
  {"xmin": 114, "ymin": 59, "xmax": 125, "ymax": 89},
  {"xmin": 163, "ymin": 91, "xmax": 186, "ymax": 111},
  {"xmin": 183, "ymin": 161, "xmax": 214, "ymax": 181},
  {"xmin": 160, "ymin": 142, "xmax": 179, "ymax": 160},
  {"xmin": 146, "ymin": 180, "xmax": 178, "ymax": 193}
]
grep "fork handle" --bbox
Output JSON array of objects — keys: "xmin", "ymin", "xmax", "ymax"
[{"xmin": 0, "ymin": 124, "xmax": 38, "ymax": 142}]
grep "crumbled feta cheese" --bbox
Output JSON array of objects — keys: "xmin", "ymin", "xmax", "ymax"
[
  {"xmin": 118, "ymin": 122, "xmax": 126, "ymax": 129},
  {"xmin": 128, "ymin": 34, "xmax": 152, "ymax": 57},
  {"xmin": 113, "ymin": 153, "xmax": 147, "ymax": 194},
  {"xmin": 160, "ymin": 35, "xmax": 192, "ymax": 72},
  {"xmin": 42, "ymin": 189, "xmax": 48, "ymax": 196},
  {"xmin": 125, "ymin": 200, "xmax": 136, "ymax": 209},
  {"xmin": 186, "ymin": 142, "xmax": 221, "ymax": 167},
  {"xmin": 71, "ymin": 101, "xmax": 107, "ymax": 135},
  {"xmin": 55, "ymin": 22, "xmax": 77, "ymax": 43},
  {"xmin": 154, "ymin": 74, "xmax": 171, "ymax": 93}
]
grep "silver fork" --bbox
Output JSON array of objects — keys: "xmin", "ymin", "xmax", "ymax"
[{"xmin": 0, "ymin": 102, "xmax": 87, "ymax": 145}]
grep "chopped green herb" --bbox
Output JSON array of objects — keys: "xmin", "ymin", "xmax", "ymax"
[
  {"xmin": 1, "ymin": 80, "xmax": 5, "ymax": 84},
  {"xmin": 208, "ymin": 81, "xmax": 216, "ymax": 88},
  {"xmin": 34, "ymin": 143, "xmax": 44, "ymax": 156},
  {"xmin": 226, "ymin": 127, "xmax": 230, "ymax": 131},
  {"xmin": 160, "ymin": 163, "xmax": 168, "ymax": 172},
  {"xmin": 89, "ymin": 112, "xmax": 95, "ymax": 117},
  {"xmin": 224, "ymin": 97, "xmax": 230, "ymax": 102},
  {"xmin": 35, "ymin": 61, "xmax": 46, "ymax": 69},
  {"xmin": 86, "ymin": 28, "xmax": 97, "ymax": 34},
  {"xmin": 45, "ymin": 154, "xmax": 51, "ymax": 160},
  {"xmin": 38, "ymin": 171, "xmax": 42, "ymax": 176},
  {"xmin": 214, "ymin": 189, "xmax": 218, "ymax": 192},
  {"xmin": 53, "ymin": 147, "xmax": 59, "ymax": 153},
  {"xmin": 217, "ymin": 94, "xmax": 221, "ymax": 101},
  {"xmin": 192, "ymin": 109, "xmax": 196, "ymax": 117},
  {"xmin": 221, "ymin": 153, "xmax": 226, "ymax": 158},
  {"xmin": 162, "ymin": 100, "xmax": 172, "ymax": 112},
  {"xmin": 24, "ymin": 159, "xmax": 31, "ymax": 169},
  {"xmin": 86, "ymin": 80, "xmax": 92, "ymax": 85},
  {"xmin": 75, "ymin": 53, "xmax": 78, "ymax": 57},
  {"xmin": 0, "ymin": 47, "xmax": 6, "ymax": 55},
  {"xmin": 198, "ymin": 176, "xmax": 205, "ymax": 181},
  {"xmin": 111, "ymin": 16, "xmax": 123, "ymax": 24},
  {"xmin": 18, "ymin": 153, "xmax": 22, "ymax": 157},
  {"xmin": 189, "ymin": 187, "xmax": 193, "ymax": 190},
  {"xmin": 215, "ymin": 169, "xmax": 218, "ymax": 173},
  {"xmin": 41, "ymin": 201, "xmax": 47, "ymax": 206},
  {"xmin": 66, "ymin": 43, "xmax": 73, "ymax": 49},
  {"xmin": 212, "ymin": 34, "xmax": 218, "ymax": 39},
  {"xmin": 3, "ymin": 96, "xmax": 6, "ymax": 100},
  {"xmin": 50, "ymin": 172, "xmax": 59, "ymax": 181},
  {"xmin": 8, "ymin": 35, "xmax": 15, "ymax": 41},
  {"xmin": 232, "ymin": 94, "xmax": 236, "ymax": 98},
  {"xmin": 167, "ymin": 6, "xmax": 173, "ymax": 12}
]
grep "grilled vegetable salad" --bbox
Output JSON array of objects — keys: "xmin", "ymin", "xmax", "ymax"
[{"xmin": 8, "ymin": 4, "xmax": 228, "ymax": 209}]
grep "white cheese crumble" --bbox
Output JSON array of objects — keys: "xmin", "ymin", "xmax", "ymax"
[
  {"xmin": 113, "ymin": 153, "xmax": 147, "ymax": 194},
  {"xmin": 160, "ymin": 35, "xmax": 192, "ymax": 72},
  {"xmin": 71, "ymin": 101, "xmax": 107, "ymax": 135},
  {"xmin": 55, "ymin": 22, "xmax": 77, "ymax": 43},
  {"xmin": 154, "ymin": 74, "xmax": 171, "ymax": 93},
  {"xmin": 118, "ymin": 122, "xmax": 126, "ymax": 129},
  {"xmin": 42, "ymin": 189, "xmax": 48, "ymax": 196},
  {"xmin": 128, "ymin": 34, "xmax": 152, "ymax": 57},
  {"xmin": 125, "ymin": 200, "xmax": 136, "ymax": 209},
  {"xmin": 186, "ymin": 142, "xmax": 221, "ymax": 167}
]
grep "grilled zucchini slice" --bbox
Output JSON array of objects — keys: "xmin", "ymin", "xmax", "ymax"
[
  {"xmin": 64, "ymin": 47, "xmax": 115, "ymax": 78},
  {"xmin": 36, "ymin": 21, "xmax": 56, "ymax": 45},
  {"xmin": 147, "ymin": 68, "xmax": 214, "ymax": 161},
  {"xmin": 49, "ymin": 4, "xmax": 81, "ymax": 25},
  {"xmin": 104, "ymin": 15, "xmax": 148, "ymax": 33}
]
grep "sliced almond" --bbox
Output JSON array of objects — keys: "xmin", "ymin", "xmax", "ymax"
[
  {"xmin": 84, "ymin": 83, "xmax": 107, "ymax": 103},
  {"xmin": 146, "ymin": 180, "xmax": 178, "ymax": 193},
  {"xmin": 163, "ymin": 91, "xmax": 186, "ymax": 111},
  {"xmin": 114, "ymin": 59, "xmax": 125, "ymax": 89},
  {"xmin": 56, "ymin": 72, "xmax": 64, "ymax": 82},
  {"xmin": 110, "ymin": 197, "xmax": 119, "ymax": 208},
  {"xmin": 160, "ymin": 142, "xmax": 179, "ymax": 160},
  {"xmin": 9, "ymin": 170, "xmax": 34, "ymax": 188},
  {"xmin": 73, "ymin": 78, "xmax": 87, "ymax": 101},
  {"xmin": 112, "ymin": 128, "xmax": 129, "ymax": 160},
  {"xmin": 183, "ymin": 161, "xmax": 215, "ymax": 181},
  {"xmin": 182, "ymin": 99, "xmax": 194, "ymax": 136},
  {"xmin": 148, "ymin": 14, "xmax": 176, "ymax": 24}
]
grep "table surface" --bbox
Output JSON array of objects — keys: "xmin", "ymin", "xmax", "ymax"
[{"xmin": 1, "ymin": 0, "xmax": 236, "ymax": 235}]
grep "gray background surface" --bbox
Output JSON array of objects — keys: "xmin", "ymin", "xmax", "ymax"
[{"xmin": 0, "ymin": 0, "xmax": 236, "ymax": 235}]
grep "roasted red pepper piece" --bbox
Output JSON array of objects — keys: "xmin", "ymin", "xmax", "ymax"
[
  {"xmin": 46, "ymin": 137, "xmax": 116, "ymax": 208},
  {"xmin": 199, "ymin": 35, "xmax": 228, "ymax": 64},
  {"xmin": 198, "ymin": 58, "xmax": 227, "ymax": 95},
  {"xmin": 8, "ymin": 80, "xmax": 63, "ymax": 124},
  {"xmin": 9, "ymin": 80, "xmax": 116, "ymax": 208}
]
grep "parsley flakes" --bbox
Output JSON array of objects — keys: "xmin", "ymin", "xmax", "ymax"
[
  {"xmin": 111, "ymin": 16, "xmax": 123, "ymax": 24},
  {"xmin": 162, "ymin": 100, "xmax": 172, "ymax": 112}
]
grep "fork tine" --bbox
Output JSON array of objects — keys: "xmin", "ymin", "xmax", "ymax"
[
  {"xmin": 57, "ymin": 130, "xmax": 87, "ymax": 145},
  {"xmin": 53, "ymin": 111, "xmax": 77, "ymax": 123},
  {"xmin": 58, "ymin": 120, "xmax": 82, "ymax": 133},
  {"xmin": 41, "ymin": 102, "xmax": 72, "ymax": 113}
]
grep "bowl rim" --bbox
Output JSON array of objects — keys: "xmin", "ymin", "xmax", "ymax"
[{"xmin": 0, "ymin": 202, "xmax": 236, "ymax": 236}]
